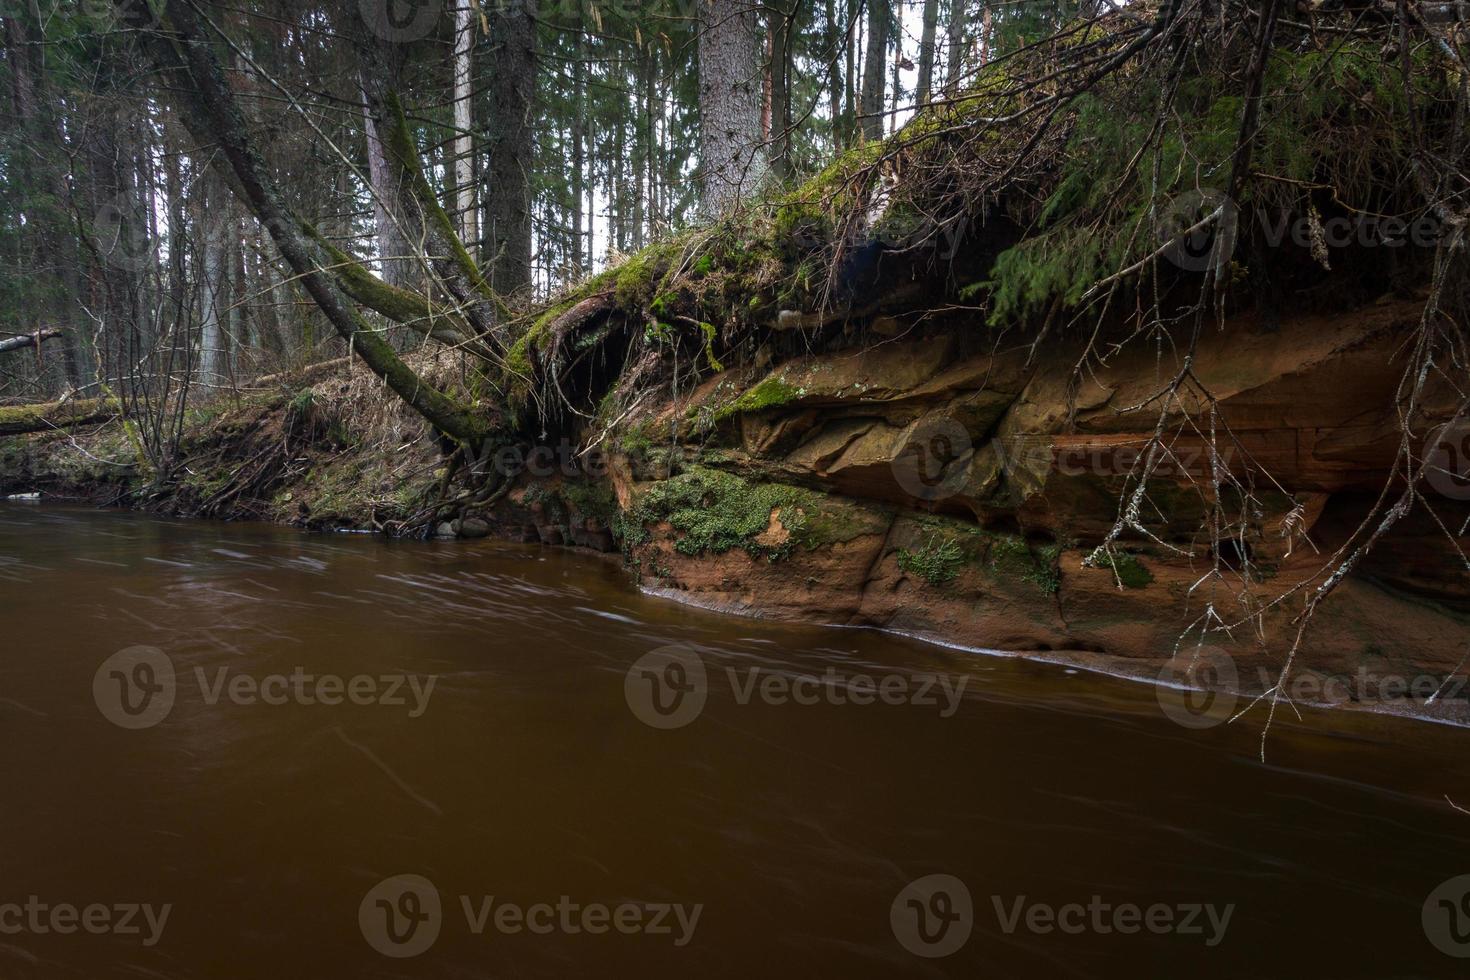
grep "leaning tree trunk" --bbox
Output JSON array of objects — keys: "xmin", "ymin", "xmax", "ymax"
[
  {"xmin": 698, "ymin": 0, "xmax": 767, "ymax": 214},
  {"xmin": 113, "ymin": 0, "xmax": 491, "ymax": 449}
]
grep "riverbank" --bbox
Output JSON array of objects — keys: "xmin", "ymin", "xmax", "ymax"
[
  {"xmin": 5, "ymin": 289, "xmax": 1468, "ymax": 727},
  {"xmin": 5, "ymin": 10, "xmax": 1467, "ymax": 730}
]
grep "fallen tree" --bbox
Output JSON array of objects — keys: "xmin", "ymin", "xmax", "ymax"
[
  {"xmin": 0, "ymin": 330, "xmax": 64, "ymax": 357},
  {"xmin": 0, "ymin": 397, "xmax": 119, "ymax": 436}
]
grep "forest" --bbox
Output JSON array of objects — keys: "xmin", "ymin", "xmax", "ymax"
[
  {"xmin": 4, "ymin": 2, "xmax": 1470, "ymax": 976},
  {"xmin": 1, "ymin": 0, "xmax": 1042, "ymax": 408}
]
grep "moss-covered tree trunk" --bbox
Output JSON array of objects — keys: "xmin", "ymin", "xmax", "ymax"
[{"xmin": 112, "ymin": 0, "xmax": 491, "ymax": 449}]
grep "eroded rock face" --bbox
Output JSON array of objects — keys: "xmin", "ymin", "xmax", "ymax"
[{"xmin": 600, "ymin": 297, "xmax": 1470, "ymax": 709}]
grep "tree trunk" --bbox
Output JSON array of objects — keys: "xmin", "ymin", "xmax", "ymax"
[
  {"xmin": 485, "ymin": 0, "xmax": 536, "ymax": 297},
  {"xmin": 646, "ymin": 50, "xmax": 658, "ymax": 239},
  {"xmin": 917, "ymin": 0, "xmax": 940, "ymax": 105},
  {"xmin": 5, "ymin": 4, "xmax": 87, "ymax": 392},
  {"xmin": 571, "ymin": 7, "xmax": 586, "ymax": 278},
  {"xmin": 768, "ymin": 2, "xmax": 792, "ymax": 179},
  {"xmin": 845, "ymin": 0, "xmax": 858, "ymax": 142},
  {"xmin": 613, "ymin": 118, "xmax": 626, "ymax": 252},
  {"xmin": 826, "ymin": 0, "xmax": 843, "ymax": 146},
  {"xmin": 453, "ymin": 1, "xmax": 479, "ymax": 248},
  {"xmin": 889, "ymin": 0, "xmax": 902, "ymax": 134},
  {"xmin": 946, "ymin": 0, "xmax": 966, "ymax": 91},
  {"xmin": 200, "ymin": 206, "xmax": 224, "ymax": 388},
  {"xmin": 859, "ymin": 0, "xmax": 890, "ymax": 140},
  {"xmin": 585, "ymin": 109, "xmax": 596, "ymax": 270},
  {"xmin": 632, "ymin": 55, "xmax": 646, "ymax": 248},
  {"xmin": 698, "ymin": 0, "xmax": 767, "ymax": 214},
  {"xmin": 979, "ymin": 3, "xmax": 991, "ymax": 69},
  {"xmin": 361, "ymin": 78, "xmax": 411, "ymax": 290}
]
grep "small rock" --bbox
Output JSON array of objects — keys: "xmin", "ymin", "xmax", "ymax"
[
  {"xmin": 434, "ymin": 522, "xmax": 457, "ymax": 539},
  {"xmin": 458, "ymin": 517, "xmax": 490, "ymax": 539}
]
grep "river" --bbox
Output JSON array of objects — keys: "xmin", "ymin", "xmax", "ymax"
[{"xmin": 0, "ymin": 504, "xmax": 1467, "ymax": 978}]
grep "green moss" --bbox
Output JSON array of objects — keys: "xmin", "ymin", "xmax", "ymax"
[
  {"xmin": 304, "ymin": 223, "xmax": 468, "ymax": 332},
  {"xmin": 0, "ymin": 397, "xmax": 117, "ymax": 429},
  {"xmin": 613, "ymin": 243, "xmax": 674, "ymax": 307},
  {"xmin": 1085, "ymin": 548, "xmax": 1154, "ymax": 589},
  {"xmin": 989, "ymin": 534, "xmax": 1064, "ymax": 595},
  {"xmin": 714, "ymin": 374, "xmax": 800, "ymax": 422},
  {"xmin": 799, "ymin": 501, "xmax": 891, "ymax": 547},
  {"xmin": 617, "ymin": 419, "xmax": 663, "ymax": 460},
  {"xmin": 698, "ymin": 321, "xmax": 724, "ymax": 372},
  {"xmin": 561, "ymin": 481, "xmax": 618, "ymax": 524},
  {"xmin": 893, "ymin": 515, "xmax": 1066, "ymax": 595},
  {"xmin": 627, "ymin": 466, "xmax": 826, "ymax": 560}
]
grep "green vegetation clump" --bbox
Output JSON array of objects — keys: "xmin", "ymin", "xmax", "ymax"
[
  {"xmin": 990, "ymin": 534, "xmax": 1064, "ymax": 595},
  {"xmin": 628, "ymin": 466, "xmax": 820, "ymax": 559},
  {"xmin": 613, "ymin": 240, "xmax": 679, "ymax": 307},
  {"xmin": 896, "ymin": 516, "xmax": 1065, "ymax": 595},
  {"xmin": 1085, "ymin": 548, "xmax": 1154, "ymax": 589},
  {"xmin": 623, "ymin": 466, "xmax": 892, "ymax": 561},
  {"xmin": 561, "ymin": 480, "xmax": 618, "ymax": 524},
  {"xmin": 714, "ymin": 375, "xmax": 801, "ymax": 421},
  {"xmin": 897, "ymin": 535, "xmax": 966, "ymax": 586},
  {"xmin": 1023, "ymin": 545, "xmax": 1064, "ymax": 595}
]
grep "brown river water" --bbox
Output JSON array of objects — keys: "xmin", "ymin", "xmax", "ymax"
[{"xmin": 1, "ymin": 504, "xmax": 1469, "ymax": 978}]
